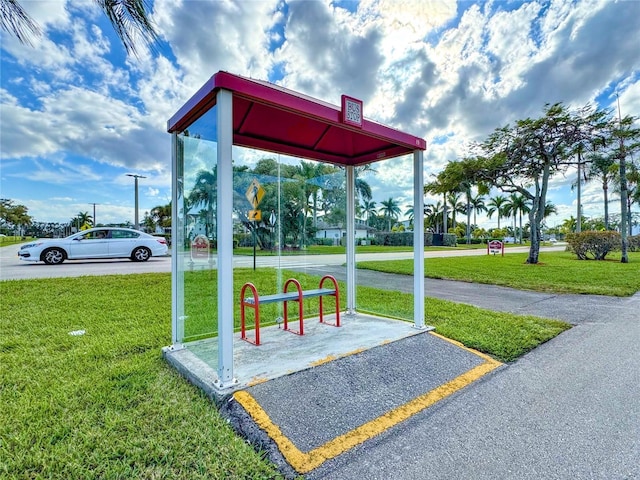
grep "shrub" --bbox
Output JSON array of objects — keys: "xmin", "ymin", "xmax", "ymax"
[
  {"xmin": 565, "ymin": 230, "xmax": 621, "ymax": 260},
  {"xmin": 456, "ymin": 237, "xmax": 482, "ymax": 245},
  {"xmin": 443, "ymin": 233, "xmax": 458, "ymax": 246},
  {"xmin": 628, "ymin": 234, "xmax": 640, "ymax": 252},
  {"xmin": 373, "ymin": 232, "xmax": 413, "ymax": 246},
  {"xmin": 313, "ymin": 238, "xmax": 335, "ymax": 246}
]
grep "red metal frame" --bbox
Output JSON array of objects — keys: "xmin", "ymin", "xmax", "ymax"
[
  {"xmin": 282, "ymin": 278, "xmax": 304, "ymax": 335},
  {"xmin": 319, "ymin": 275, "xmax": 340, "ymax": 327},
  {"xmin": 240, "ymin": 282, "xmax": 261, "ymax": 345},
  {"xmin": 240, "ymin": 276, "xmax": 341, "ymax": 346}
]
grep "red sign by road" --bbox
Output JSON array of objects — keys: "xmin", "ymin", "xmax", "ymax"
[{"xmin": 487, "ymin": 240, "xmax": 504, "ymax": 256}]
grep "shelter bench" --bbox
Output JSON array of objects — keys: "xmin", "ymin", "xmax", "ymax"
[{"xmin": 240, "ymin": 275, "xmax": 340, "ymax": 346}]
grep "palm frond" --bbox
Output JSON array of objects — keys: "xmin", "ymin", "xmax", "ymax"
[
  {"xmin": 0, "ymin": 0, "xmax": 41, "ymax": 46},
  {"xmin": 97, "ymin": 0, "xmax": 159, "ymax": 57}
]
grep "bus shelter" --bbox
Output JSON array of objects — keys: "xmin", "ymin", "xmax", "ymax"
[{"xmin": 166, "ymin": 71, "xmax": 427, "ymax": 391}]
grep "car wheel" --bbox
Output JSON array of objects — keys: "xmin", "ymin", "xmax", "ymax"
[
  {"xmin": 42, "ymin": 248, "xmax": 66, "ymax": 265},
  {"xmin": 131, "ymin": 247, "xmax": 151, "ymax": 262}
]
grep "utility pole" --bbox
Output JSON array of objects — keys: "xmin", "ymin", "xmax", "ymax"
[
  {"xmin": 89, "ymin": 203, "xmax": 99, "ymax": 227},
  {"xmin": 126, "ymin": 174, "xmax": 146, "ymax": 230}
]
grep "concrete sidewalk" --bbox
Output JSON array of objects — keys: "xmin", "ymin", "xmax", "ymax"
[{"xmin": 225, "ymin": 269, "xmax": 640, "ymax": 479}]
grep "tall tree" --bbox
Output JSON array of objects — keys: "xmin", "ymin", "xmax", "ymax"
[
  {"xmin": 504, "ymin": 193, "xmax": 530, "ymax": 243},
  {"xmin": 0, "ymin": 198, "xmax": 32, "ymax": 233},
  {"xmin": 428, "ymin": 160, "xmax": 489, "ymax": 243},
  {"xmin": 379, "ymin": 197, "xmax": 401, "ymax": 231},
  {"xmin": 187, "ymin": 169, "xmax": 217, "ymax": 239},
  {"xmin": 362, "ymin": 200, "xmax": 377, "ymax": 227},
  {"xmin": 71, "ymin": 211, "xmax": 93, "ymax": 230},
  {"xmin": 464, "ymin": 103, "xmax": 607, "ymax": 264},
  {"xmin": 150, "ymin": 202, "xmax": 172, "ymax": 229},
  {"xmin": 447, "ymin": 192, "xmax": 466, "ymax": 230},
  {"xmin": 487, "ymin": 195, "xmax": 508, "ymax": 230},
  {"xmin": 1, "ymin": 0, "xmax": 158, "ymax": 57},
  {"xmin": 611, "ymin": 110, "xmax": 640, "ymax": 262},
  {"xmin": 424, "ymin": 202, "xmax": 444, "ymax": 233},
  {"xmin": 588, "ymin": 156, "xmax": 615, "ymax": 230},
  {"xmin": 470, "ymin": 193, "xmax": 487, "ymax": 229},
  {"xmin": 425, "ymin": 178, "xmax": 450, "ymax": 234}
]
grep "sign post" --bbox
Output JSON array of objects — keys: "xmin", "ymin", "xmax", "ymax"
[
  {"xmin": 245, "ymin": 179, "xmax": 265, "ymax": 270},
  {"xmin": 487, "ymin": 239, "xmax": 504, "ymax": 256}
]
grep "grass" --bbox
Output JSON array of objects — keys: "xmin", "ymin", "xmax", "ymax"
[
  {"xmin": 230, "ymin": 243, "xmax": 513, "ymax": 256},
  {"xmin": 358, "ymin": 251, "xmax": 640, "ymax": 297},
  {"xmin": 233, "ymin": 245, "xmax": 414, "ymax": 256},
  {"xmin": 0, "ymin": 270, "xmax": 570, "ymax": 478},
  {"xmin": 0, "ymin": 274, "xmax": 285, "ymax": 479},
  {"xmin": 181, "ymin": 269, "xmax": 349, "ymax": 341},
  {"xmin": 0, "ymin": 236, "xmax": 33, "ymax": 248}
]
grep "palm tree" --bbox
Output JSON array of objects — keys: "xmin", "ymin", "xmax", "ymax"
[
  {"xmin": 150, "ymin": 203, "xmax": 172, "ymax": 230},
  {"xmin": 354, "ymin": 165, "xmax": 374, "ymax": 203},
  {"xmin": 470, "ymin": 193, "xmax": 487, "ymax": 228},
  {"xmin": 70, "ymin": 211, "xmax": 93, "ymax": 230},
  {"xmin": 447, "ymin": 192, "xmax": 466, "ymax": 230},
  {"xmin": 425, "ymin": 202, "xmax": 443, "ymax": 233},
  {"xmin": 188, "ymin": 169, "xmax": 217, "ymax": 239},
  {"xmin": 362, "ymin": 200, "xmax": 377, "ymax": 227},
  {"xmin": 504, "ymin": 193, "xmax": 530, "ymax": 243},
  {"xmin": 379, "ymin": 197, "xmax": 401, "ymax": 231},
  {"xmin": 487, "ymin": 195, "xmax": 508, "ymax": 229},
  {"xmin": 541, "ymin": 201, "xmax": 558, "ymax": 233},
  {"xmin": 1, "ymin": 0, "xmax": 158, "ymax": 56},
  {"xmin": 404, "ymin": 205, "xmax": 415, "ymax": 225}
]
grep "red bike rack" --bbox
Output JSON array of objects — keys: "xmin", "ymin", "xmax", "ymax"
[
  {"xmin": 240, "ymin": 275, "xmax": 341, "ymax": 345},
  {"xmin": 319, "ymin": 275, "xmax": 340, "ymax": 327},
  {"xmin": 282, "ymin": 278, "xmax": 304, "ymax": 335},
  {"xmin": 240, "ymin": 282, "xmax": 261, "ymax": 345}
]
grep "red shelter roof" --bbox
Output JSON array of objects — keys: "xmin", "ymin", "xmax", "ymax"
[{"xmin": 167, "ymin": 71, "xmax": 426, "ymax": 166}]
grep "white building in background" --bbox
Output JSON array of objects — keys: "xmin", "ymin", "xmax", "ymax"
[{"xmin": 314, "ymin": 219, "xmax": 372, "ymax": 244}]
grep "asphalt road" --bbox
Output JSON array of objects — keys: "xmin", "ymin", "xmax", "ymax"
[{"xmin": 0, "ymin": 242, "xmax": 565, "ymax": 281}]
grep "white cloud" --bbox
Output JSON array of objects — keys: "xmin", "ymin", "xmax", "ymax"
[{"xmin": 2, "ymin": 0, "xmax": 639, "ymax": 226}]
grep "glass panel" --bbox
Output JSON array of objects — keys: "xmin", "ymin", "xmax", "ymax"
[
  {"xmin": 232, "ymin": 150, "xmax": 346, "ymax": 339},
  {"xmin": 356, "ymin": 155, "xmax": 414, "ymax": 322},
  {"xmin": 172, "ymin": 103, "xmax": 415, "ymax": 352},
  {"xmin": 175, "ymin": 106, "xmax": 219, "ymax": 347}
]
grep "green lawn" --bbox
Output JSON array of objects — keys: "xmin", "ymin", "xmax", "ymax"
[
  {"xmin": 0, "ymin": 274, "xmax": 285, "ymax": 479},
  {"xmin": 0, "ymin": 270, "xmax": 570, "ymax": 478},
  {"xmin": 0, "ymin": 236, "xmax": 34, "ymax": 248},
  {"xmin": 358, "ymin": 251, "xmax": 640, "ymax": 296}
]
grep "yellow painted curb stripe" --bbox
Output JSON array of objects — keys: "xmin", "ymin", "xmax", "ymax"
[
  {"xmin": 233, "ymin": 341, "xmax": 501, "ymax": 474},
  {"xmin": 428, "ymin": 331, "xmax": 498, "ymax": 363}
]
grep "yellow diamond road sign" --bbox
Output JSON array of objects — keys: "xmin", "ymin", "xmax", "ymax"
[
  {"xmin": 246, "ymin": 179, "xmax": 265, "ymax": 209},
  {"xmin": 248, "ymin": 210, "xmax": 262, "ymax": 222}
]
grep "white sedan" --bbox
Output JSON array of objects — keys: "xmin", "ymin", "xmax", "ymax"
[{"xmin": 18, "ymin": 227, "xmax": 168, "ymax": 265}]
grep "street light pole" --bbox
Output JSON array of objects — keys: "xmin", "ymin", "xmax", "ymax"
[
  {"xmin": 89, "ymin": 203, "xmax": 99, "ymax": 227},
  {"xmin": 126, "ymin": 174, "xmax": 146, "ymax": 230}
]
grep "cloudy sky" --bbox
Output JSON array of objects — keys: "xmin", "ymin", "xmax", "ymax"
[{"xmin": 1, "ymin": 0, "xmax": 639, "ymax": 230}]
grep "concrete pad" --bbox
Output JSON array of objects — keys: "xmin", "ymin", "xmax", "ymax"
[{"xmin": 163, "ymin": 313, "xmax": 434, "ymax": 399}]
